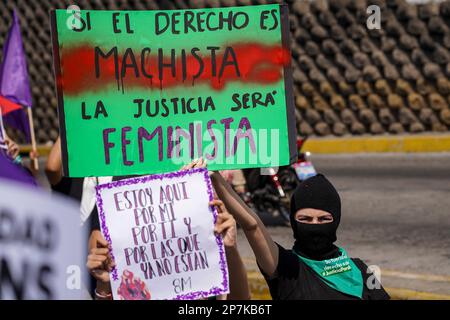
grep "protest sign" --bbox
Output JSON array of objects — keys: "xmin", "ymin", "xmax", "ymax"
[
  {"xmin": 0, "ymin": 179, "xmax": 86, "ymax": 299},
  {"xmin": 50, "ymin": 4, "xmax": 296, "ymax": 177},
  {"xmin": 95, "ymin": 167, "xmax": 229, "ymax": 300}
]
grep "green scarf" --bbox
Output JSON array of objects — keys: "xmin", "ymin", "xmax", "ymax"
[{"xmin": 293, "ymin": 247, "xmax": 364, "ymax": 299}]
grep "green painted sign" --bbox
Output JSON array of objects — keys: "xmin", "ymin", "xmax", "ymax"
[{"xmin": 50, "ymin": 4, "xmax": 296, "ymax": 177}]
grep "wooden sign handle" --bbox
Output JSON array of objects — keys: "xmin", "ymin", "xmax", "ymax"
[{"xmin": 27, "ymin": 107, "xmax": 39, "ymax": 171}]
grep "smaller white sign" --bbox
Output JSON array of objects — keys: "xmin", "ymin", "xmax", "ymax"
[{"xmin": 95, "ymin": 168, "xmax": 229, "ymax": 300}]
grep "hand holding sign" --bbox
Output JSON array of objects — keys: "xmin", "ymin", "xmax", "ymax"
[
  {"xmin": 86, "ymin": 234, "xmax": 115, "ymax": 283},
  {"xmin": 211, "ymin": 199, "xmax": 237, "ymax": 249},
  {"xmin": 4, "ymin": 137, "xmax": 20, "ymax": 159},
  {"xmin": 180, "ymin": 157, "xmax": 207, "ymax": 172}
]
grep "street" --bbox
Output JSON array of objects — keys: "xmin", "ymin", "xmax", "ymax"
[{"xmin": 238, "ymin": 153, "xmax": 450, "ymax": 297}]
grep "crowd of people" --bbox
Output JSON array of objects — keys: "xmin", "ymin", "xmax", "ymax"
[{"xmin": 0, "ymin": 134, "xmax": 390, "ymax": 300}]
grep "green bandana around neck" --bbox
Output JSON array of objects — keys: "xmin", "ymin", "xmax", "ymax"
[{"xmin": 293, "ymin": 247, "xmax": 364, "ymax": 299}]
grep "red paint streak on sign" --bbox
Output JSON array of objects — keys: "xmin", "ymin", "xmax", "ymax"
[{"xmin": 58, "ymin": 43, "xmax": 291, "ymax": 95}]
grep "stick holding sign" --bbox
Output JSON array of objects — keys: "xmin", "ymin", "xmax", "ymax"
[
  {"xmin": 26, "ymin": 107, "xmax": 39, "ymax": 171},
  {"xmin": 95, "ymin": 168, "xmax": 229, "ymax": 300}
]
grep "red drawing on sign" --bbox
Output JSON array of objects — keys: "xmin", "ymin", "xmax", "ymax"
[{"xmin": 117, "ymin": 270, "xmax": 151, "ymax": 300}]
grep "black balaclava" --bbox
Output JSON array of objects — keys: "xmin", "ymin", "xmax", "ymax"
[{"xmin": 290, "ymin": 174, "xmax": 341, "ymax": 260}]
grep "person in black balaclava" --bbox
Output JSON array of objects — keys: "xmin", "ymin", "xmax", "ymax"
[
  {"xmin": 290, "ymin": 174, "xmax": 341, "ymax": 260},
  {"xmin": 210, "ymin": 171, "xmax": 390, "ymax": 300}
]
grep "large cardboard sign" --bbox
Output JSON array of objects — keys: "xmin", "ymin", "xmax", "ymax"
[
  {"xmin": 0, "ymin": 179, "xmax": 85, "ymax": 300},
  {"xmin": 50, "ymin": 4, "xmax": 296, "ymax": 177},
  {"xmin": 95, "ymin": 168, "xmax": 229, "ymax": 300}
]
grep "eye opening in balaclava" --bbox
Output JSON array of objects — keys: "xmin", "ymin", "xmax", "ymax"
[{"xmin": 290, "ymin": 174, "xmax": 341, "ymax": 260}]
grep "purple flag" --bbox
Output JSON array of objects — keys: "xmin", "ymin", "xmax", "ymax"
[
  {"xmin": 0, "ymin": 10, "xmax": 32, "ymax": 106},
  {"xmin": 0, "ymin": 151, "xmax": 37, "ymax": 186},
  {"xmin": 3, "ymin": 108, "xmax": 30, "ymax": 142},
  {"xmin": 0, "ymin": 10, "xmax": 32, "ymax": 141}
]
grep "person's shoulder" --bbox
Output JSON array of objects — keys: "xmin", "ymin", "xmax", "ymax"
[
  {"xmin": 351, "ymin": 257, "xmax": 374, "ymax": 278},
  {"xmin": 350, "ymin": 257, "xmax": 368, "ymax": 269},
  {"xmin": 275, "ymin": 242, "xmax": 296, "ymax": 259},
  {"xmin": 351, "ymin": 257, "xmax": 391, "ymax": 300},
  {"xmin": 275, "ymin": 242, "xmax": 288, "ymax": 253},
  {"xmin": 258, "ymin": 243, "xmax": 296, "ymax": 279},
  {"xmin": 274, "ymin": 243, "xmax": 303, "ymax": 276}
]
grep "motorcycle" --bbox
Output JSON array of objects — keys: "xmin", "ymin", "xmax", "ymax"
[
  {"xmin": 292, "ymin": 136, "xmax": 318, "ymax": 182},
  {"xmin": 240, "ymin": 136, "xmax": 317, "ymax": 225}
]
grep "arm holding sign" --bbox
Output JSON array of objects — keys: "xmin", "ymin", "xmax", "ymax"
[
  {"xmin": 211, "ymin": 199, "xmax": 251, "ymax": 300},
  {"xmin": 210, "ymin": 171, "xmax": 279, "ymax": 278},
  {"xmin": 183, "ymin": 159, "xmax": 251, "ymax": 300},
  {"xmin": 45, "ymin": 136, "xmax": 63, "ymax": 186}
]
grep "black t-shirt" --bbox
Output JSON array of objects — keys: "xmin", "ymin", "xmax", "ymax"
[
  {"xmin": 260, "ymin": 243, "xmax": 390, "ymax": 300},
  {"xmin": 51, "ymin": 177, "xmax": 84, "ymax": 200}
]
